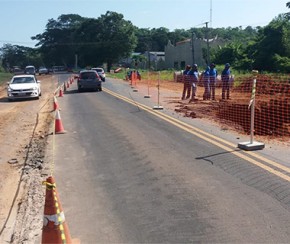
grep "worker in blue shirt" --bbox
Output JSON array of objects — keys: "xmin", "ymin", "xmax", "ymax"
[
  {"xmin": 209, "ymin": 63, "xmax": 218, "ymax": 100},
  {"xmin": 202, "ymin": 66, "xmax": 210, "ymax": 100},
  {"xmin": 221, "ymin": 63, "xmax": 231, "ymax": 99},
  {"xmin": 181, "ymin": 65, "xmax": 191, "ymax": 100},
  {"xmin": 187, "ymin": 64, "xmax": 199, "ymax": 101}
]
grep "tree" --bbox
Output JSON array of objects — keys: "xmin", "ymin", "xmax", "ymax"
[
  {"xmin": 168, "ymin": 29, "xmax": 190, "ymax": 45},
  {"xmin": 134, "ymin": 28, "xmax": 152, "ymax": 53},
  {"xmin": 252, "ymin": 15, "xmax": 290, "ymax": 71},
  {"xmin": 150, "ymin": 27, "xmax": 170, "ymax": 51},
  {"xmin": 211, "ymin": 42, "xmax": 243, "ymax": 66},
  {"xmin": 287, "ymin": 2, "xmax": 290, "ymax": 19},
  {"xmin": 73, "ymin": 18, "xmax": 102, "ymax": 67},
  {"xmin": 0, "ymin": 44, "xmax": 42, "ymax": 70},
  {"xmin": 32, "ymin": 14, "xmax": 85, "ymax": 67},
  {"xmin": 91, "ymin": 11, "xmax": 137, "ymax": 71}
]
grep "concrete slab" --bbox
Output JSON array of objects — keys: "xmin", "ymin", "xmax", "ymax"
[{"xmin": 238, "ymin": 141, "xmax": 265, "ymax": 151}]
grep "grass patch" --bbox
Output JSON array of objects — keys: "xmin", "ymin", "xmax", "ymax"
[
  {"xmin": 0, "ymin": 72, "xmax": 12, "ymax": 86},
  {"xmin": 108, "ymin": 69, "xmax": 175, "ymax": 81}
]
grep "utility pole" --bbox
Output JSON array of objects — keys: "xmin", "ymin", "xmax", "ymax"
[
  {"xmin": 205, "ymin": 22, "xmax": 210, "ymax": 65},
  {"xmin": 191, "ymin": 32, "xmax": 195, "ymax": 65},
  {"xmin": 210, "ymin": 0, "xmax": 212, "ymax": 28},
  {"xmin": 148, "ymin": 51, "xmax": 151, "ymax": 70},
  {"xmin": 75, "ymin": 54, "xmax": 78, "ymax": 70}
]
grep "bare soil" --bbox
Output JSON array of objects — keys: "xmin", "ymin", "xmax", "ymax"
[
  {"xmin": 0, "ymin": 75, "xmax": 56, "ymax": 243},
  {"xmin": 133, "ymin": 76, "xmax": 290, "ymax": 144}
]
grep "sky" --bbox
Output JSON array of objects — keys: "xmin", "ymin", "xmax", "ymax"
[{"xmin": 0, "ymin": 0, "xmax": 288, "ymax": 48}]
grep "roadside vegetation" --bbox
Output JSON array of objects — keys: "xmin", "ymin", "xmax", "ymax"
[
  {"xmin": 0, "ymin": 3, "xmax": 290, "ymax": 75},
  {"xmin": 0, "ymin": 67, "xmax": 12, "ymax": 85}
]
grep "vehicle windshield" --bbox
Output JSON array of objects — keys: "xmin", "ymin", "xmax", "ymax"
[
  {"xmin": 80, "ymin": 72, "xmax": 97, "ymax": 79},
  {"xmin": 25, "ymin": 67, "xmax": 35, "ymax": 72},
  {"xmin": 96, "ymin": 69, "xmax": 103, "ymax": 73},
  {"xmin": 12, "ymin": 77, "xmax": 35, "ymax": 84}
]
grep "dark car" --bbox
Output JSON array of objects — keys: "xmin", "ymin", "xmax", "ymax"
[
  {"xmin": 77, "ymin": 70, "xmax": 102, "ymax": 92},
  {"xmin": 38, "ymin": 67, "xmax": 49, "ymax": 75},
  {"xmin": 12, "ymin": 67, "xmax": 24, "ymax": 75}
]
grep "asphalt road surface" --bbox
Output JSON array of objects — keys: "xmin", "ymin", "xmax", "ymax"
[{"xmin": 51, "ymin": 75, "xmax": 290, "ymax": 243}]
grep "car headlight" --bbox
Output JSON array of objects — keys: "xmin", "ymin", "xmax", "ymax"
[
  {"xmin": 33, "ymin": 87, "xmax": 38, "ymax": 90},
  {"xmin": 7, "ymin": 87, "xmax": 12, "ymax": 92}
]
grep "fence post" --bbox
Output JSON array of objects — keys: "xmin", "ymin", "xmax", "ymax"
[
  {"xmin": 238, "ymin": 70, "xmax": 265, "ymax": 151},
  {"xmin": 144, "ymin": 70, "xmax": 151, "ymax": 98},
  {"xmin": 153, "ymin": 71, "xmax": 164, "ymax": 110}
]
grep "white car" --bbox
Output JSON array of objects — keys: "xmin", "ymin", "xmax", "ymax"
[
  {"xmin": 92, "ymin": 67, "xmax": 106, "ymax": 81},
  {"xmin": 7, "ymin": 75, "xmax": 41, "ymax": 101},
  {"xmin": 24, "ymin": 65, "xmax": 36, "ymax": 75}
]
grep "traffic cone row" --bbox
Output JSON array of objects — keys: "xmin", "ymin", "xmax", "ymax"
[
  {"xmin": 55, "ymin": 79, "xmax": 72, "ymax": 132},
  {"xmin": 43, "ymin": 80, "xmax": 79, "ymax": 243},
  {"xmin": 42, "ymin": 176, "xmax": 72, "ymax": 243}
]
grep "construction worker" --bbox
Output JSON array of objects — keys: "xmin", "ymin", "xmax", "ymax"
[
  {"xmin": 221, "ymin": 63, "xmax": 231, "ymax": 99},
  {"xmin": 209, "ymin": 63, "xmax": 218, "ymax": 100},
  {"xmin": 202, "ymin": 66, "xmax": 210, "ymax": 100},
  {"xmin": 181, "ymin": 65, "xmax": 191, "ymax": 100},
  {"xmin": 187, "ymin": 64, "xmax": 199, "ymax": 102}
]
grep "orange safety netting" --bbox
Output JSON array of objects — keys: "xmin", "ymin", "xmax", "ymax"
[
  {"xmin": 218, "ymin": 74, "xmax": 290, "ymax": 139},
  {"xmin": 133, "ymin": 72, "xmax": 290, "ymax": 143}
]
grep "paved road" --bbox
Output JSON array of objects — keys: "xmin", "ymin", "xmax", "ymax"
[{"xmin": 51, "ymin": 76, "xmax": 290, "ymax": 243}]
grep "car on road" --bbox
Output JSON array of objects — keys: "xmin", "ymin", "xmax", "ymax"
[
  {"xmin": 12, "ymin": 67, "xmax": 24, "ymax": 75},
  {"xmin": 92, "ymin": 67, "xmax": 106, "ymax": 81},
  {"xmin": 38, "ymin": 67, "xmax": 49, "ymax": 75},
  {"xmin": 77, "ymin": 70, "xmax": 102, "ymax": 92},
  {"xmin": 24, "ymin": 65, "xmax": 36, "ymax": 75},
  {"xmin": 7, "ymin": 75, "xmax": 41, "ymax": 101}
]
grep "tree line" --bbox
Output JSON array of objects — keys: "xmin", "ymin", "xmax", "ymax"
[{"xmin": 1, "ymin": 3, "xmax": 290, "ymax": 73}]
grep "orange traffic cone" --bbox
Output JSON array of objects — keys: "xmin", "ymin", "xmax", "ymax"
[
  {"xmin": 70, "ymin": 78, "xmax": 73, "ymax": 84},
  {"xmin": 55, "ymin": 110, "xmax": 66, "ymax": 134},
  {"xmin": 58, "ymin": 88, "xmax": 63, "ymax": 97},
  {"xmin": 53, "ymin": 96, "xmax": 59, "ymax": 111},
  {"xmin": 42, "ymin": 176, "xmax": 72, "ymax": 244},
  {"xmin": 67, "ymin": 82, "xmax": 70, "ymax": 88}
]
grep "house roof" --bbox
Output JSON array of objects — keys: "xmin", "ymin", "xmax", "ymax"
[
  {"xmin": 176, "ymin": 39, "xmax": 191, "ymax": 45},
  {"xmin": 148, "ymin": 51, "xmax": 165, "ymax": 56}
]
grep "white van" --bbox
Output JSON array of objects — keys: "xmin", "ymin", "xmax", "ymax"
[{"xmin": 25, "ymin": 65, "xmax": 36, "ymax": 75}]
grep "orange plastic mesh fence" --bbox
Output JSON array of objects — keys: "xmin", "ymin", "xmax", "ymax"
[
  {"xmin": 136, "ymin": 72, "xmax": 290, "ymax": 143},
  {"xmin": 218, "ymin": 74, "xmax": 290, "ymax": 139}
]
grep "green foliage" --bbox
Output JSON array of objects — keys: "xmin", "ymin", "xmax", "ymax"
[
  {"xmin": 210, "ymin": 14, "xmax": 290, "ymax": 72},
  {"xmin": 211, "ymin": 43, "xmax": 243, "ymax": 66},
  {"xmin": 32, "ymin": 14, "xmax": 85, "ymax": 67},
  {"xmin": 0, "ymin": 44, "xmax": 42, "ymax": 69},
  {"xmin": 272, "ymin": 54, "xmax": 290, "ymax": 72},
  {"xmin": 30, "ymin": 12, "xmax": 137, "ymax": 70},
  {"xmin": 252, "ymin": 15, "xmax": 290, "ymax": 71},
  {"xmin": 286, "ymin": 2, "xmax": 290, "ymax": 19},
  {"xmin": 0, "ymin": 72, "xmax": 13, "ymax": 85},
  {"xmin": 92, "ymin": 11, "xmax": 137, "ymax": 71}
]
